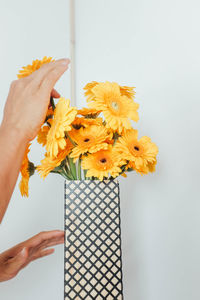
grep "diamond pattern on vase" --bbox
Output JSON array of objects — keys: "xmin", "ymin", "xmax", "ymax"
[{"xmin": 64, "ymin": 179, "xmax": 123, "ymax": 300}]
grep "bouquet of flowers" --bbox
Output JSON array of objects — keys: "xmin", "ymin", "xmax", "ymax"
[{"xmin": 18, "ymin": 57, "xmax": 158, "ymax": 197}]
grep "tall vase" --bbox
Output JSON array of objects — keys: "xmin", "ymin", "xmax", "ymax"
[{"xmin": 64, "ymin": 179, "xmax": 123, "ymax": 300}]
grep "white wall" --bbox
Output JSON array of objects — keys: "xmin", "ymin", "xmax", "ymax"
[
  {"xmin": 1, "ymin": 0, "xmax": 200, "ymax": 300},
  {"xmin": 75, "ymin": 0, "xmax": 200, "ymax": 300},
  {"xmin": 0, "ymin": 1, "xmax": 70, "ymax": 299}
]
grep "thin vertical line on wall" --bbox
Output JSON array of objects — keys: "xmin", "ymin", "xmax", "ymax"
[{"xmin": 70, "ymin": 0, "xmax": 76, "ymax": 106}]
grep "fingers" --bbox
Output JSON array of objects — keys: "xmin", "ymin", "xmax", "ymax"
[
  {"xmin": 25, "ymin": 230, "xmax": 64, "ymax": 248},
  {"xmin": 0, "ymin": 231, "xmax": 64, "ymax": 281},
  {"xmin": 37, "ymin": 230, "xmax": 64, "ymax": 242},
  {"xmin": 39, "ymin": 60, "xmax": 70, "ymax": 93},
  {"xmin": 32, "ymin": 248, "xmax": 55, "ymax": 261},
  {"xmin": 28, "ymin": 235, "xmax": 64, "ymax": 256},
  {"xmin": 51, "ymin": 88, "xmax": 60, "ymax": 98},
  {"xmin": 36, "ymin": 231, "xmax": 64, "ymax": 249},
  {"xmin": 40, "ymin": 248, "xmax": 55, "ymax": 257},
  {"xmin": 41, "ymin": 237, "xmax": 65, "ymax": 248},
  {"xmin": 27, "ymin": 59, "xmax": 70, "ymax": 87}
]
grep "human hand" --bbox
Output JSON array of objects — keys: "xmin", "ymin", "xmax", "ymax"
[
  {"xmin": 1, "ymin": 58, "xmax": 70, "ymax": 143},
  {"xmin": 0, "ymin": 230, "xmax": 64, "ymax": 282}
]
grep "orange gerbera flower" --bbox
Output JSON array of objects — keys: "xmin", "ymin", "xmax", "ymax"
[
  {"xmin": 19, "ymin": 177, "xmax": 29, "ymax": 197},
  {"xmin": 69, "ymin": 125, "xmax": 111, "ymax": 162},
  {"xmin": 115, "ymin": 129, "xmax": 158, "ymax": 171},
  {"xmin": 72, "ymin": 117, "xmax": 103, "ymax": 129},
  {"xmin": 46, "ymin": 106, "xmax": 54, "ymax": 117},
  {"xmin": 78, "ymin": 107, "xmax": 101, "ymax": 118},
  {"xmin": 37, "ymin": 125, "xmax": 50, "ymax": 146},
  {"xmin": 19, "ymin": 143, "xmax": 31, "ymax": 197},
  {"xmin": 37, "ymin": 139, "xmax": 73, "ymax": 179},
  {"xmin": 126, "ymin": 160, "xmax": 157, "ymax": 175},
  {"xmin": 17, "ymin": 56, "xmax": 53, "ymax": 78},
  {"xmin": 81, "ymin": 146, "xmax": 125, "ymax": 180}
]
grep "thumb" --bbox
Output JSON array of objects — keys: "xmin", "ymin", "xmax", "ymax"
[{"xmin": 8, "ymin": 247, "xmax": 28, "ymax": 276}]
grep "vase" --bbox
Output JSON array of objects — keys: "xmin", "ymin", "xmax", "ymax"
[{"xmin": 64, "ymin": 179, "xmax": 123, "ymax": 300}]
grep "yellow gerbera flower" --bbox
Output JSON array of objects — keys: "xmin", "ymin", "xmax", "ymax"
[
  {"xmin": 83, "ymin": 81, "xmax": 98, "ymax": 101},
  {"xmin": 72, "ymin": 116, "xmax": 103, "ymax": 129},
  {"xmin": 78, "ymin": 107, "xmax": 101, "ymax": 118},
  {"xmin": 69, "ymin": 125, "xmax": 111, "ymax": 162},
  {"xmin": 115, "ymin": 129, "xmax": 158, "ymax": 170},
  {"xmin": 119, "ymin": 85, "xmax": 136, "ymax": 99},
  {"xmin": 126, "ymin": 160, "xmax": 157, "ymax": 175},
  {"xmin": 84, "ymin": 81, "xmax": 136, "ymax": 101},
  {"xmin": 19, "ymin": 177, "xmax": 29, "ymax": 197},
  {"xmin": 121, "ymin": 172, "xmax": 127, "ymax": 178},
  {"xmin": 81, "ymin": 146, "xmax": 125, "ymax": 180},
  {"xmin": 37, "ymin": 125, "xmax": 50, "ymax": 146},
  {"xmin": 37, "ymin": 139, "xmax": 73, "ymax": 179},
  {"xmin": 17, "ymin": 56, "xmax": 53, "ymax": 78},
  {"xmin": 87, "ymin": 81, "xmax": 139, "ymax": 134},
  {"xmin": 46, "ymin": 98, "xmax": 77, "ymax": 157},
  {"xmin": 19, "ymin": 143, "xmax": 31, "ymax": 197}
]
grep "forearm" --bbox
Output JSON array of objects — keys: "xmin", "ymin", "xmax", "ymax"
[
  {"xmin": 0, "ymin": 58, "xmax": 69, "ymax": 223},
  {"xmin": 0, "ymin": 124, "xmax": 28, "ymax": 223}
]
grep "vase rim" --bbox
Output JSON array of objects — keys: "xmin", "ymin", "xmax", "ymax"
[{"xmin": 64, "ymin": 179, "xmax": 119, "ymax": 183}]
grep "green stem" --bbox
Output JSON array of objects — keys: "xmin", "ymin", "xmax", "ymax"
[
  {"xmin": 50, "ymin": 169, "xmax": 70, "ymax": 180},
  {"xmin": 46, "ymin": 121, "xmax": 51, "ymax": 127},
  {"xmin": 83, "ymin": 169, "xmax": 87, "ymax": 180},
  {"xmin": 65, "ymin": 131, "xmax": 77, "ymax": 146},
  {"xmin": 113, "ymin": 132, "xmax": 121, "ymax": 146},
  {"xmin": 50, "ymin": 170, "xmax": 60, "ymax": 174},
  {"xmin": 50, "ymin": 96, "xmax": 56, "ymax": 110},
  {"xmin": 78, "ymin": 157, "xmax": 82, "ymax": 180},
  {"xmin": 45, "ymin": 114, "xmax": 53, "ymax": 123},
  {"xmin": 61, "ymin": 172, "xmax": 71, "ymax": 180},
  {"xmin": 68, "ymin": 157, "xmax": 77, "ymax": 179},
  {"xmin": 63, "ymin": 159, "xmax": 74, "ymax": 180}
]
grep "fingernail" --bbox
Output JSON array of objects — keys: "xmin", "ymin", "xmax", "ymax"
[{"xmin": 61, "ymin": 58, "xmax": 70, "ymax": 65}]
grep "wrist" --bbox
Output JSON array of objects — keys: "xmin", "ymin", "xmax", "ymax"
[{"xmin": 0, "ymin": 121, "xmax": 30, "ymax": 146}]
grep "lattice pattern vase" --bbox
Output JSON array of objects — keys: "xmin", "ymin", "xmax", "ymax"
[{"xmin": 64, "ymin": 179, "xmax": 123, "ymax": 300}]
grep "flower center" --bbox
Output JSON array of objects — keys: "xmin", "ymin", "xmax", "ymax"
[
  {"xmin": 111, "ymin": 101, "xmax": 119, "ymax": 111},
  {"xmin": 84, "ymin": 138, "xmax": 90, "ymax": 142},
  {"xmin": 129, "ymin": 142, "xmax": 143, "ymax": 157},
  {"xmin": 100, "ymin": 158, "xmax": 107, "ymax": 163}
]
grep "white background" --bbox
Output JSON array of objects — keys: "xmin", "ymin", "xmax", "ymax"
[{"xmin": 1, "ymin": 0, "xmax": 200, "ymax": 300}]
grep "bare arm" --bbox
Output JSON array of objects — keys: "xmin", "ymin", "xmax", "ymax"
[
  {"xmin": 0, "ymin": 125, "xmax": 28, "ymax": 223},
  {"xmin": 0, "ymin": 58, "xmax": 70, "ymax": 223}
]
